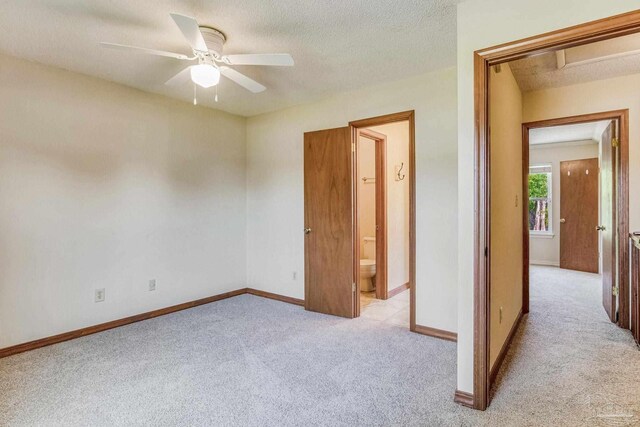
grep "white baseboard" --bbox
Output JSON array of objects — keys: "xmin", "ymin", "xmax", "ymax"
[{"xmin": 530, "ymin": 260, "xmax": 559, "ymax": 267}]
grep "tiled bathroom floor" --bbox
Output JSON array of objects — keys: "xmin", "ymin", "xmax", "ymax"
[{"xmin": 360, "ymin": 288, "xmax": 410, "ymax": 327}]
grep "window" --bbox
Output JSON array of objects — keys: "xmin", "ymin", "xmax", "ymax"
[{"xmin": 529, "ymin": 165, "xmax": 552, "ymax": 234}]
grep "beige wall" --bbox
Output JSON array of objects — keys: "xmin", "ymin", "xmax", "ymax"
[
  {"xmin": 368, "ymin": 122, "xmax": 410, "ymax": 291},
  {"xmin": 529, "ymin": 142, "xmax": 600, "ymax": 266},
  {"xmin": 357, "ymin": 135, "xmax": 376, "ymax": 255},
  {"xmin": 246, "ymin": 67, "xmax": 458, "ymax": 333},
  {"xmin": 489, "ymin": 64, "xmax": 523, "ymax": 369},
  {"xmin": 0, "ymin": 54, "xmax": 247, "ymax": 348},
  {"xmin": 456, "ymin": 0, "xmax": 639, "ymax": 393},
  {"xmin": 523, "ymin": 72, "xmax": 640, "ymax": 234}
]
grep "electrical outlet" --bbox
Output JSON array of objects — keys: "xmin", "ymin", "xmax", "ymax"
[
  {"xmin": 149, "ymin": 279, "xmax": 156, "ymax": 291},
  {"xmin": 292, "ymin": 272, "xmax": 297, "ymax": 280},
  {"xmin": 499, "ymin": 306, "xmax": 503, "ymax": 323},
  {"xmin": 95, "ymin": 288, "xmax": 105, "ymax": 303}
]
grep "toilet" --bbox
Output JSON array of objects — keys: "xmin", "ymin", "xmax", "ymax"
[{"xmin": 360, "ymin": 237, "xmax": 376, "ymax": 292}]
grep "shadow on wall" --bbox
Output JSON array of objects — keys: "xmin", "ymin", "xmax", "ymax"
[
  {"xmin": 0, "ymin": 53, "xmax": 247, "ymax": 349},
  {"xmin": 1, "ymin": 53, "xmax": 245, "ymax": 192}
]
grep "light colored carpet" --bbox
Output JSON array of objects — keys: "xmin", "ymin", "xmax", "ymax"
[
  {"xmin": 0, "ymin": 294, "xmax": 461, "ymax": 426},
  {"xmin": 1, "ymin": 266, "xmax": 639, "ymax": 426},
  {"xmin": 485, "ymin": 266, "xmax": 640, "ymax": 426}
]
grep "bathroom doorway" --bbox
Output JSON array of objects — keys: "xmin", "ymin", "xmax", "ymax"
[
  {"xmin": 356, "ymin": 128, "xmax": 387, "ymax": 300},
  {"xmin": 303, "ymin": 111, "xmax": 415, "ymax": 329},
  {"xmin": 351, "ymin": 113, "xmax": 414, "ymax": 328}
]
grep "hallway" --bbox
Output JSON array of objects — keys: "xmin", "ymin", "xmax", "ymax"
[{"xmin": 485, "ymin": 266, "xmax": 640, "ymax": 425}]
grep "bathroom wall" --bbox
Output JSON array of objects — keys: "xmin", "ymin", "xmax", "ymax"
[
  {"xmin": 367, "ymin": 122, "xmax": 410, "ymax": 291},
  {"xmin": 0, "ymin": 54, "xmax": 247, "ymax": 348},
  {"xmin": 357, "ymin": 135, "xmax": 377, "ymax": 255}
]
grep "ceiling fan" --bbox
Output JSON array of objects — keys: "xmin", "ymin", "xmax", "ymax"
[{"xmin": 101, "ymin": 13, "xmax": 294, "ymax": 98}]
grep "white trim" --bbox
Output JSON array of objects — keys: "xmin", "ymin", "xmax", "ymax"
[
  {"xmin": 530, "ymin": 232, "xmax": 555, "ymax": 239},
  {"xmin": 564, "ymin": 48, "xmax": 640, "ymax": 69},
  {"xmin": 529, "ymin": 139, "xmax": 598, "ymax": 149},
  {"xmin": 528, "ymin": 165, "xmax": 553, "ymax": 234},
  {"xmin": 530, "ymin": 260, "xmax": 560, "ymax": 267},
  {"xmin": 529, "ymin": 163, "xmax": 552, "ymax": 172}
]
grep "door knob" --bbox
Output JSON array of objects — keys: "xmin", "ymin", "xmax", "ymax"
[
  {"xmin": 560, "ymin": 218, "xmax": 566, "ymax": 223},
  {"xmin": 304, "ymin": 227, "xmax": 312, "ymax": 234},
  {"xmin": 596, "ymin": 225, "xmax": 606, "ymax": 231}
]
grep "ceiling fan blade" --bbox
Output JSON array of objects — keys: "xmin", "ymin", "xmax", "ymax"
[
  {"xmin": 220, "ymin": 66, "xmax": 266, "ymax": 93},
  {"xmin": 100, "ymin": 42, "xmax": 192, "ymax": 60},
  {"xmin": 170, "ymin": 13, "xmax": 208, "ymax": 52},
  {"xmin": 223, "ymin": 53, "xmax": 294, "ymax": 66},
  {"xmin": 165, "ymin": 66, "xmax": 193, "ymax": 86}
]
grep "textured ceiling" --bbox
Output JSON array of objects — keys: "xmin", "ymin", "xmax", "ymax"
[
  {"xmin": 0, "ymin": 0, "xmax": 460, "ymax": 117},
  {"xmin": 529, "ymin": 121, "xmax": 610, "ymax": 145},
  {"xmin": 510, "ymin": 32, "xmax": 640, "ymax": 92}
]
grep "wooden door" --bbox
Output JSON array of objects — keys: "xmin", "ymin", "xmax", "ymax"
[
  {"xmin": 631, "ymin": 236, "xmax": 640, "ymax": 345},
  {"xmin": 600, "ymin": 122, "xmax": 617, "ymax": 322},
  {"xmin": 304, "ymin": 127, "xmax": 355, "ymax": 318},
  {"xmin": 559, "ymin": 158, "xmax": 599, "ymax": 273}
]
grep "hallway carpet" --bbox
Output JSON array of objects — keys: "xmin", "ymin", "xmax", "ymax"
[
  {"xmin": 1, "ymin": 266, "xmax": 639, "ymax": 425},
  {"xmin": 485, "ymin": 266, "xmax": 640, "ymax": 426}
]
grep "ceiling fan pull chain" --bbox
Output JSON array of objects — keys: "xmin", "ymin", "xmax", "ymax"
[
  {"xmin": 193, "ymin": 83, "xmax": 197, "ymax": 106},
  {"xmin": 215, "ymin": 85, "xmax": 219, "ymax": 103}
]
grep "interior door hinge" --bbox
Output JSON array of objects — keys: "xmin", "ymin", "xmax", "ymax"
[
  {"xmin": 613, "ymin": 286, "xmax": 619, "ymax": 296},
  {"xmin": 351, "ymin": 142, "xmax": 356, "ymax": 152},
  {"xmin": 612, "ymin": 137, "xmax": 620, "ymax": 148},
  {"xmin": 352, "ymin": 282, "xmax": 356, "ymax": 292}
]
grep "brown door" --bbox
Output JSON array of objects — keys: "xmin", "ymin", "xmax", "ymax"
[
  {"xmin": 304, "ymin": 127, "xmax": 355, "ymax": 318},
  {"xmin": 559, "ymin": 158, "xmax": 599, "ymax": 273},
  {"xmin": 631, "ymin": 239, "xmax": 640, "ymax": 344},
  {"xmin": 600, "ymin": 122, "xmax": 617, "ymax": 322}
]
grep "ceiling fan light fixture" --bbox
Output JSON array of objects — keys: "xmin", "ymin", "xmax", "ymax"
[
  {"xmin": 190, "ymin": 63, "xmax": 220, "ymax": 88},
  {"xmin": 102, "ymin": 13, "xmax": 294, "ymax": 96}
]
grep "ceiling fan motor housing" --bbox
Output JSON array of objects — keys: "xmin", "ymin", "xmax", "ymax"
[{"xmin": 199, "ymin": 27, "xmax": 226, "ymax": 57}]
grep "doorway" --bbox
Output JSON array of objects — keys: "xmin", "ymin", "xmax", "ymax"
[
  {"xmin": 472, "ymin": 10, "xmax": 640, "ymax": 411},
  {"xmin": 523, "ymin": 112, "xmax": 627, "ymax": 322},
  {"xmin": 528, "ymin": 152, "xmax": 602, "ymax": 274},
  {"xmin": 303, "ymin": 111, "xmax": 416, "ymax": 330},
  {"xmin": 356, "ymin": 123, "xmax": 410, "ymax": 326},
  {"xmin": 356, "ymin": 128, "xmax": 388, "ymax": 301}
]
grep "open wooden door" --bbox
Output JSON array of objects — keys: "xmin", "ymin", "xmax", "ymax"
[
  {"xmin": 304, "ymin": 127, "xmax": 355, "ymax": 318},
  {"xmin": 631, "ymin": 235, "xmax": 640, "ymax": 345},
  {"xmin": 559, "ymin": 158, "xmax": 599, "ymax": 273},
  {"xmin": 600, "ymin": 121, "xmax": 617, "ymax": 322}
]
